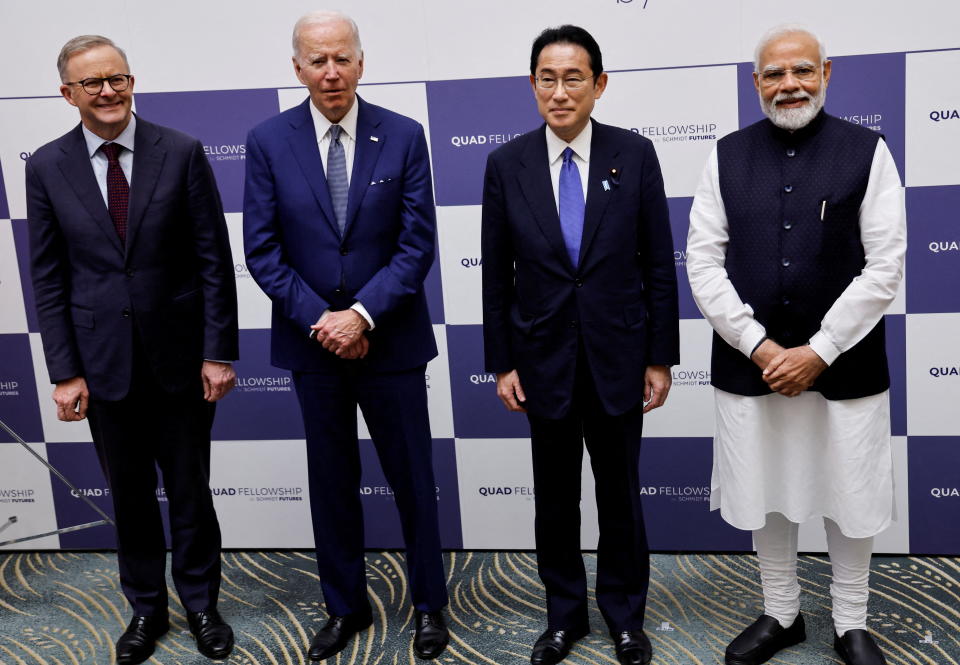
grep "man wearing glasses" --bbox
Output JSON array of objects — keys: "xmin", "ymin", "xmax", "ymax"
[
  {"xmin": 26, "ymin": 35, "xmax": 238, "ymax": 664},
  {"xmin": 481, "ymin": 25, "xmax": 679, "ymax": 665},
  {"xmin": 687, "ymin": 26, "xmax": 904, "ymax": 665}
]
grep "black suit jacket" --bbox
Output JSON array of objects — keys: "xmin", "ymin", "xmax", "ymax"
[
  {"xmin": 481, "ymin": 120, "xmax": 679, "ymax": 419},
  {"xmin": 27, "ymin": 116, "xmax": 239, "ymax": 401}
]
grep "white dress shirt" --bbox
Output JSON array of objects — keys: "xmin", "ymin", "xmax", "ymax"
[
  {"xmin": 308, "ymin": 98, "xmax": 373, "ymax": 329},
  {"xmin": 81, "ymin": 114, "xmax": 136, "ymax": 205},
  {"xmin": 309, "ymin": 95, "xmax": 358, "ymax": 186},
  {"xmin": 545, "ymin": 122, "xmax": 591, "ymax": 210},
  {"xmin": 686, "ymin": 139, "xmax": 906, "ymax": 537}
]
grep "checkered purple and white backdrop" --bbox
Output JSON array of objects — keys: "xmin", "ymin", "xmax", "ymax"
[{"xmin": 0, "ymin": 1, "xmax": 957, "ymax": 554}]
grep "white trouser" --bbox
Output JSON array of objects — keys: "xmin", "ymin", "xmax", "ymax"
[{"xmin": 753, "ymin": 512, "xmax": 874, "ymax": 635}]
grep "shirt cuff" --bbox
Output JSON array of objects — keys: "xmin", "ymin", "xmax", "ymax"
[
  {"xmin": 808, "ymin": 331, "xmax": 841, "ymax": 366},
  {"xmin": 351, "ymin": 302, "xmax": 375, "ymax": 330},
  {"xmin": 204, "ymin": 359, "xmax": 232, "ymax": 364},
  {"xmin": 737, "ymin": 321, "xmax": 768, "ymax": 358}
]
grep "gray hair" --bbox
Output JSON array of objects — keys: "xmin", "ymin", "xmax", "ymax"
[
  {"xmin": 292, "ymin": 10, "xmax": 362, "ymax": 61},
  {"xmin": 753, "ymin": 24, "xmax": 827, "ymax": 72},
  {"xmin": 57, "ymin": 35, "xmax": 129, "ymax": 83}
]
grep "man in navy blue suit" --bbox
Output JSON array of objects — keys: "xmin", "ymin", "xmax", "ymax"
[
  {"xmin": 243, "ymin": 11, "xmax": 448, "ymax": 662},
  {"xmin": 482, "ymin": 25, "xmax": 679, "ymax": 665},
  {"xmin": 27, "ymin": 35, "xmax": 238, "ymax": 664}
]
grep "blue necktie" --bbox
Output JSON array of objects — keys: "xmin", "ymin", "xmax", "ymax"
[
  {"xmin": 327, "ymin": 125, "xmax": 348, "ymax": 234},
  {"xmin": 559, "ymin": 147, "xmax": 585, "ymax": 268}
]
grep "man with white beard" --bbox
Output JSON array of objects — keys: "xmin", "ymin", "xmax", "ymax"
[{"xmin": 686, "ymin": 25, "xmax": 904, "ymax": 665}]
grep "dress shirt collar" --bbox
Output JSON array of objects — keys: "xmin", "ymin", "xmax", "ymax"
[
  {"xmin": 309, "ymin": 95, "xmax": 359, "ymax": 144},
  {"xmin": 82, "ymin": 114, "xmax": 137, "ymax": 158},
  {"xmin": 546, "ymin": 120, "xmax": 592, "ymax": 165}
]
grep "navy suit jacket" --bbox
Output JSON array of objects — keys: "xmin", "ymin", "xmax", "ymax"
[
  {"xmin": 243, "ymin": 97, "xmax": 437, "ymax": 373},
  {"xmin": 27, "ymin": 117, "xmax": 239, "ymax": 401},
  {"xmin": 482, "ymin": 120, "xmax": 680, "ymax": 419}
]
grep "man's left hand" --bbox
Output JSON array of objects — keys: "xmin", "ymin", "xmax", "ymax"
[
  {"xmin": 311, "ymin": 309, "xmax": 369, "ymax": 354},
  {"xmin": 201, "ymin": 360, "xmax": 236, "ymax": 402},
  {"xmin": 762, "ymin": 346, "xmax": 827, "ymax": 397},
  {"xmin": 643, "ymin": 365, "xmax": 672, "ymax": 413}
]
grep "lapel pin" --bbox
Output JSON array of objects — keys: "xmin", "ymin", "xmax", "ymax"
[
  {"xmin": 370, "ymin": 136, "xmax": 379, "ymax": 142},
  {"xmin": 601, "ymin": 180, "xmax": 611, "ymax": 191},
  {"xmin": 608, "ymin": 167, "xmax": 621, "ymax": 186}
]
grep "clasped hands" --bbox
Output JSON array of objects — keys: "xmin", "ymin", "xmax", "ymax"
[
  {"xmin": 751, "ymin": 338, "xmax": 827, "ymax": 397},
  {"xmin": 311, "ymin": 309, "xmax": 370, "ymax": 359}
]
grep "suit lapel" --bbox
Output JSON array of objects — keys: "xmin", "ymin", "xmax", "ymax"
[
  {"xmin": 57, "ymin": 125, "xmax": 124, "ymax": 256},
  {"xmin": 345, "ymin": 97, "xmax": 384, "ymax": 236},
  {"xmin": 579, "ymin": 121, "xmax": 617, "ymax": 266},
  {"xmin": 517, "ymin": 126, "xmax": 573, "ymax": 273},
  {"xmin": 287, "ymin": 100, "xmax": 340, "ymax": 238},
  {"xmin": 126, "ymin": 117, "xmax": 165, "ymax": 256}
]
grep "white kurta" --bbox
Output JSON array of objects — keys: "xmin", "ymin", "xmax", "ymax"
[{"xmin": 686, "ymin": 139, "xmax": 906, "ymax": 538}]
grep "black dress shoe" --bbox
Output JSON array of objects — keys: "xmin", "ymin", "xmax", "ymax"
[
  {"xmin": 116, "ymin": 614, "xmax": 169, "ymax": 665},
  {"xmin": 308, "ymin": 612, "xmax": 374, "ymax": 661},
  {"xmin": 530, "ymin": 627, "xmax": 589, "ymax": 665},
  {"xmin": 834, "ymin": 629, "xmax": 887, "ymax": 665},
  {"xmin": 187, "ymin": 608, "xmax": 234, "ymax": 659},
  {"xmin": 413, "ymin": 610, "xmax": 449, "ymax": 659},
  {"xmin": 613, "ymin": 630, "xmax": 652, "ymax": 665},
  {"xmin": 725, "ymin": 614, "xmax": 806, "ymax": 665}
]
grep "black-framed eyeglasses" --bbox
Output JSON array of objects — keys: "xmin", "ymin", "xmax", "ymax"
[
  {"xmin": 65, "ymin": 74, "xmax": 132, "ymax": 95},
  {"xmin": 535, "ymin": 74, "xmax": 595, "ymax": 91}
]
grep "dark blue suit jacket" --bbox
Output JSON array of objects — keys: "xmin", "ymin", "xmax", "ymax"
[
  {"xmin": 482, "ymin": 120, "xmax": 680, "ymax": 419},
  {"xmin": 27, "ymin": 117, "xmax": 239, "ymax": 401},
  {"xmin": 243, "ymin": 97, "xmax": 437, "ymax": 372}
]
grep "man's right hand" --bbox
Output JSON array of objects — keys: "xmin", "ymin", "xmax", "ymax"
[
  {"xmin": 53, "ymin": 376, "xmax": 89, "ymax": 422},
  {"xmin": 495, "ymin": 370, "xmax": 527, "ymax": 413}
]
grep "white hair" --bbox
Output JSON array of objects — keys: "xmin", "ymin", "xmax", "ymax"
[
  {"xmin": 292, "ymin": 10, "xmax": 362, "ymax": 60},
  {"xmin": 753, "ymin": 24, "xmax": 827, "ymax": 72},
  {"xmin": 58, "ymin": 35, "xmax": 130, "ymax": 83}
]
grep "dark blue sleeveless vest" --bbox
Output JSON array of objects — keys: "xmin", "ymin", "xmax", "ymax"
[{"xmin": 712, "ymin": 111, "xmax": 889, "ymax": 400}]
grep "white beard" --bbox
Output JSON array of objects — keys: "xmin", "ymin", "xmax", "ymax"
[{"xmin": 760, "ymin": 82, "xmax": 826, "ymax": 131}]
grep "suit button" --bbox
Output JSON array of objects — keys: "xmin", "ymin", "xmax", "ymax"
[
  {"xmin": 125, "ymin": 268, "xmax": 135, "ymax": 277},
  {"xmin": 782, "ymin": 297, "xmax": 791, "ymax": 305},
  {"xmin": 339, "ymin": 247, "xmax": 348, "ymax": 256},
  {"xmin": 781, "ymin": 258, "xmax": 791, "ymax": 267},
  {"xmin": 786, "ymin": 148, "xmax": 796, "ymax": 157},
  {"xmin": 784, "ymin": 185, "xmax": 793, "ymax": 193},
  {"xmin": 334, "ymin": 288, "xmax": 342, "ymax": 294},
  {"xmin": 783, "ymin": 220, "xmax": 792, "ymax": 230},
  {"xmin": 121, "ymin": 308, "xmax": 131, "ymax": 318},
  {"xmin": 574, "ymin": 279, "xmax": 583, "ymax": 288},
  {"xmin": 569, "ymin": 320, "xmax": 578, "ymax": 328}
]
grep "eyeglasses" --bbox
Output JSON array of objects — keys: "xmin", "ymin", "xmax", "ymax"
[
  {"xmin": 535, "ymin": 75, "xmax": 595, "ymax": 91},
  {"xmin": 757, "ymin": 65, "xmax": 819, "ymax": 87},
  {"xmin": 65, "ymin": 74, "xmax": 132, "ymax": 95}
]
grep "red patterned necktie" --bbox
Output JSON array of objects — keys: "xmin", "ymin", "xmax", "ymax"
[{"xmin": 100, "ymin": 142, "xmax": 129, "ymax": 242}]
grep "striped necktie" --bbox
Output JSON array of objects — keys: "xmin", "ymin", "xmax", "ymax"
[{"xmin": 327, "ymin": 125, "xmax": 348, "ymax": 234}]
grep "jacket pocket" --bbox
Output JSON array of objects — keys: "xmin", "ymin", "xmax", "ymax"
[{"xmin": 71, "ymin": 305, "xmax": 95, "ymax": 329}]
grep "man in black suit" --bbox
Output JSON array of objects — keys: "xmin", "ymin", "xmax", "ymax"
[
  {"xmin": 27, "ymin": 35, "xmax": 238, "ymax": 664},
  {"xmin": 481, "ymin": 25, "xmax": 679, "ymax": 665}
]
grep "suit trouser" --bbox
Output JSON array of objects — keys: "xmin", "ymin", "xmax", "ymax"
[
  {"xmin": 526, "ymin": 354, "xmax": 649, "ymax": 634},
  {"xmin": 86, "ymin": 342, "xmax": 222, "ymax": 616},
  {"xmin": 293, "ymin": 364, "xmax": 448, "ymax": 617}
]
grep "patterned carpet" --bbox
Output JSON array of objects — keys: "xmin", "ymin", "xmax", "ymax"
[{"xmin": 1, "ymin": 551, "xmax": 958, "ymax": 665}]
